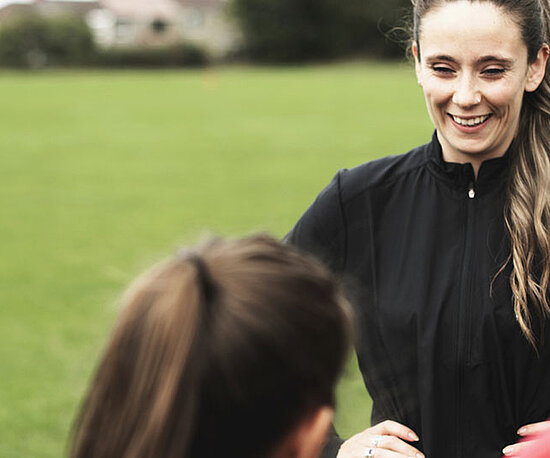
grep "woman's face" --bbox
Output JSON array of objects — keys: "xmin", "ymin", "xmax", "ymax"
[{"xmin": 413, "ymin": 1, "xmax": 548, "ymax": 167}]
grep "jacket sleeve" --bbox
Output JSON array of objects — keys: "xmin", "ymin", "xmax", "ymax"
[
  {"xmin": 284, "ymin": 170, "xmax": 347, "ymax": 275},
  {"xmin": 285, "ymin": 171, "xmax": 347, "ymax": 458},
  {"xmin": 320, "ymin": 425, "xmax": 345, "ymax": 458}
]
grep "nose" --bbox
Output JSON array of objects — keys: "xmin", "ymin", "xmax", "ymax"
[{"xmin": 452, "ymin": 74, "xmax": 481, "ymax": 107}]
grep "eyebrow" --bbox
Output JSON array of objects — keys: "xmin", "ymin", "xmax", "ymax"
[{"xmin": 425, "ymin": 55, "xmax": 514, "ymax": 66}]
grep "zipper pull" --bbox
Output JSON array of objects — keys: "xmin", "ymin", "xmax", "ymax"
[{"xmin": 468, "ymin": 182, "xmax": 475, "ymax": 199}]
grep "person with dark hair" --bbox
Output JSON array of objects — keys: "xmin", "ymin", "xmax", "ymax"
[
  {"xmin": 70, "ymin": 235, "xmax": 351, "ymax": 458},
  {"xmin": 287, "ymin": 1, "xmax": 550, "ymax": 457}
]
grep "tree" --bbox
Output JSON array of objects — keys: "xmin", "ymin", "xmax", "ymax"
[
  {"xmin": 0, "ymin": 15, "xmax": 94, "ymax": 68},
  {"xmin": 232, "ymin": 0, "xmax": 412, "ymax": 62}
]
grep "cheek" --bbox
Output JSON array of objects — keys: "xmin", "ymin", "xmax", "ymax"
[
  {"xmin": 482, "ymin": 81, "xmax": 525, "ymax": 112},
  {"xmin": 422, "ymin": 79, "xmax": 452, "ymax": 107},
  {"xmin": 423, "ymin": 91, "xmax": 449, "ymax": 123},
  {"xmin": 421, "ymin": 92, "xmax": 445, "ymax": 126}
]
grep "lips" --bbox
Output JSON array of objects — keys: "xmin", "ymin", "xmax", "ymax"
[{"xmin": 450, "ymin": 114, "xmax": 492, "ymax": 127}]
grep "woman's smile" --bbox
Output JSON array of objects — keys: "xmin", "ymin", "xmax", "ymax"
[{"xmin": 449, "ymin": 113, "xmax": 491, "ymax": 133}]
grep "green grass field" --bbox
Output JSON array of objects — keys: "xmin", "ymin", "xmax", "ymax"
[{"xmin": 0, "ymin": 63, "xmax": 433, "ymax": 457}]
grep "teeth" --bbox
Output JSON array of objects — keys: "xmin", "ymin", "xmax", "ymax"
[{"xmin": 452, "ymin": 115, "xmax": 490, "ymax": 127}]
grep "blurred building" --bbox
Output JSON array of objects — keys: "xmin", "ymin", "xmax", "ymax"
[
  {"xmin": 0, "ymin": 1, "xmax": 33, "ymax": 22},
  {"xmin": 0, "ymin": 0, "xmax": 98, "ymax": 21},
  {"xmin": 0, "ymin": 0, "xmax": 241, "ymax": 57},
  {"xmin": 176, "ymin": 0, "xmax": 240, "ymax": 58},
  {"xmin": 86, "ymin": 0, "xmax": 184, "ymax": 48}
]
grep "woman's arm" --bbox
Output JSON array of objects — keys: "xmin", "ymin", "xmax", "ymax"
[
  {"xmin": 284, "ymin": 170, "xmax": 347, "ymax": 274},
  {"xmin": 287, "ymin": 172, "xmax": 424, "ymax": 458}
]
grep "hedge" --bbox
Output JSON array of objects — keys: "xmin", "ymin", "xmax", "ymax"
[
  {"xmin": 92, "ymin": 43, "xmax": 208, "ymax": 68},
  {"xmin": 0, "ymin": 15, "xmax": 94, "ymax": 68},
  {"xmin": 231, "ymin": 0, "xmax": 412, "ymax": 62}
]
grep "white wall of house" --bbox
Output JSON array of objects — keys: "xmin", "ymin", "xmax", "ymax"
[
  {"xmin": 180, "ymin": 4, "xmax": 241, "ymax": 57},
  {"xmin": 86, "ymin": 8, "xmax": 184, "ymax": 48}
]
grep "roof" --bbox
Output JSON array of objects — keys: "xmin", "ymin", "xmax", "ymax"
[
  {"xmin": 0, "ymin": 0, "xmax": 33, "ymax": 8},
  {"xmin": 97, "ymin": 0, "xmax": 182, "ymax": 20},
  {"xmin": 0, "ymin": 2, "xmax": 33, "ymax": 21},
  {"xmin": 37, "ymin": 0, "xmax": 99, "ymax": 15},
  {"xmin": 174, "ymin": 0, "xmax": 225, "ymax": 11}
]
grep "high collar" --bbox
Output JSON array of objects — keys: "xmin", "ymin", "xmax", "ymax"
[{"xmin": 425, "ymin": 130, "xmax": 511, "ymax": 196}]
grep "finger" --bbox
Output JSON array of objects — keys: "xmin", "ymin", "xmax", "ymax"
[
  {"xmin": 371, "ymin": 447, "xmax": 421, "ymax": 458},
  {"xmin": 502, "ymin": 440, "xmax": 532, "ymax": 457},
  {"xmin": 517, "ymin": 420, "xmax": 550, "ymax": 436},
  {"xmin": 377, "ymin": 435, "xmax": 424, "ymax": 458},
  {"xmin": 369, "ymin": 420, "xmax": 420, "ymax": 443}
]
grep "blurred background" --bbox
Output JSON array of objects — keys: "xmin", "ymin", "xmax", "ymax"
[{"xmin": 0, "ymin": 0, "xmax": 433, "ymax": 456}]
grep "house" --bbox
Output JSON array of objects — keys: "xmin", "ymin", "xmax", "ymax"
[
  {"xmin": 0, "ymin": 0, "xmax": 33, "ymax": 22},
  {"xmin": 0, "ymin": 0, "xmax": 99, "ymax": 21},
  {"xmin": 175, "ymin": 0, "xmax": 241, "ymax": 58},
  {"xmin": 86, "ymin": 0, "xmax": 185, "ymax": 48}
]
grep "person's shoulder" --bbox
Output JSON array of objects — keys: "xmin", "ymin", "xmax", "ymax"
[{"xmin": 338, "ymin": 142, "xmax": 430, "ymax": 201}]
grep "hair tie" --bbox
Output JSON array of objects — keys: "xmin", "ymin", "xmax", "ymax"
[{"xmin": 188, "ymin": 254, "xmax": 217, "ymax": 306}]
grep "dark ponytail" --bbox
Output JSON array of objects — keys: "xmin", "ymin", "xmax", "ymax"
[{"xmin": 70, "ymin": 255, "xmax": 209, "ymax": 457}]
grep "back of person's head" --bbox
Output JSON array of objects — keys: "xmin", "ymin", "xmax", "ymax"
[{"xmin": 70, "ymin": 234, "xmax": 351, "ymax": 458}]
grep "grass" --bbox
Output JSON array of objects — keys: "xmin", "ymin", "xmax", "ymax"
[{"xmin": 0, "ymin": 62, "xmax": 433, "ymax": 457}]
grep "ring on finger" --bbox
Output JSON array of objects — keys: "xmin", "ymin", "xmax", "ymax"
[
  {"xmin": 371, "ymin": 435, "xmax": 383, "ymax": 448},
  {"xmin": 363, "ymin": 447, "xmax": 376, "ymax": 458}
]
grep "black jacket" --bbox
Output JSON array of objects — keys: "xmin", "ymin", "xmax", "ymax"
[{"xmin": 286, "ymin": 133, "xmax": 550, "ymax": 458}]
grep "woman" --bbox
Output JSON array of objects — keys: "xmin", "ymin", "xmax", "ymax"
[
  {"xmin": 287, "ymin": 1, "xmax": 550, "ymax": 457},
  {"xmin": 70, "ymin": 235, "xmax": 351, "ymax": 458}
]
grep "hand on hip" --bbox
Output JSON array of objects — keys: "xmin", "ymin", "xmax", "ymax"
[{"xmin": 337, "ymin": 420, "xmax": 424, "ymax": 458}]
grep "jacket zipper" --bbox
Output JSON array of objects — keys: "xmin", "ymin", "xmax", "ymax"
[
  {"xmin": 468, "ymin": 183, "xmax": 475, "ymax": 199},
  {"xmin": 456, "ymin": 179, "xmax": 476, "ymax": 457}
]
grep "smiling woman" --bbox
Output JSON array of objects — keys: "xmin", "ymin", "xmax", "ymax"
[{"xmin": 286, "ymin": 1, "xmax": 550, "ymax": 457}]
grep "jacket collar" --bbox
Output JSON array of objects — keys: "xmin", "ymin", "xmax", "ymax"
[{"xmin": 426, "ymin": 130, "xmax": 511, "ymax": 196}]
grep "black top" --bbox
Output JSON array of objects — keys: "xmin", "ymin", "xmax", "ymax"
[{"xmin": 286, "ymin": 133, "xmax": 550, "ymax": 458}]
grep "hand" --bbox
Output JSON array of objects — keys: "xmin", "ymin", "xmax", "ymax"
[
  {"xmin": 502, "ymin": 420, "xmax": 550, "ymax": 456},
  {"xmin": 336, "ymin": 420, "xmax": 424, "ymax": 458}
]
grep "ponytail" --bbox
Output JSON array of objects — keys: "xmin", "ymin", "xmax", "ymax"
[{"xmin": 70, "ymin": 257, "xmax": 210, "ymax": 458}]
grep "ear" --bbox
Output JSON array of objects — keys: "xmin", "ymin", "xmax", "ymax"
[
  {"xmin": 412, "ymin": 41, "xmax": 423, "ymax": 86},
  {"xmin": 273, "ymin": 407, "xmax": 333, "ymax": 458},
  {"xmin": 525, "ymin": 43, "xmax": 549, "ymax": 92}
]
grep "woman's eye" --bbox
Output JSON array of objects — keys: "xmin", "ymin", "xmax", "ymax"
[
  {"xmin": 482, "ymin": 68, "xmax": 506, "ymax": 76},
  {"xmin": 432, "ymin": 66, "xmax": 454, "ymax": 74}
]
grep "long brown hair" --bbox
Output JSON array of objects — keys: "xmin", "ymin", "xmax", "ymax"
[
  {"xmin": 70, "ymin": 234, "xmax": 351, "ymax": 458},
  {"xmin": 412, "ymin": 0, "xmax": 550, "ymax": 348}
]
